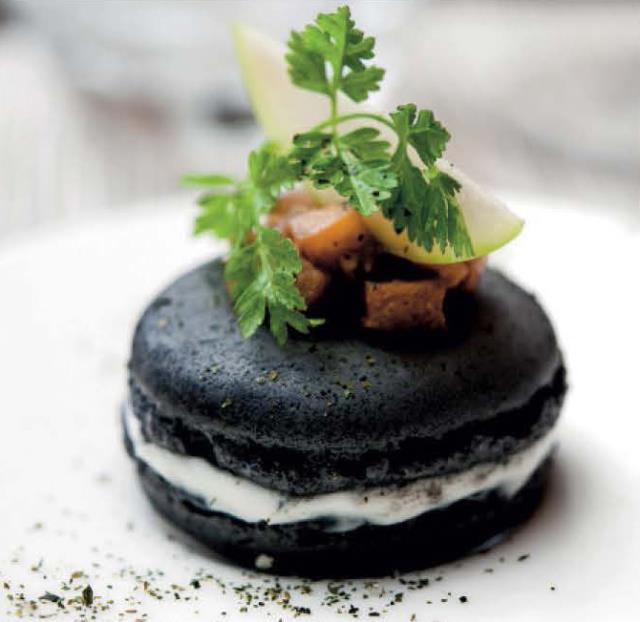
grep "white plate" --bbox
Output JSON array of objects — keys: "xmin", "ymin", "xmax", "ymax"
[{"xmin": 1, "ymin": 196, "xmax": 639, "ymax": 621}]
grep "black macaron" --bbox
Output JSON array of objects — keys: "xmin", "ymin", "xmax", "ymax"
[{"xmin": 125, "ymin": 259, "xmax": 566, "ymax": 576}]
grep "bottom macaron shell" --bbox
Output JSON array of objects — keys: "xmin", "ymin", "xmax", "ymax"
[{"xmin": 126, "ymin": 430, "xmax": 552, "ymax": 578}]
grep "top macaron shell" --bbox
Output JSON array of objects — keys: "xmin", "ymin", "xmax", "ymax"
[{"xmin": 128, "ymin": 260, "xmax": 564, "ymax": 494}]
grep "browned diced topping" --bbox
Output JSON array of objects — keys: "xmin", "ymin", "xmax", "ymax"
[
  {"xmin": 295, "ymin": 258, "xmax": 331, "ymax": 306},
  {"xmin": 288, "ymin": 204, "xmax": 372, "ymax": 268},
  {"xmin": 425, "ymin": 257, "xmax": 486, "ymax": 291},
  {"xmin": 338, "ymin": 252, "xmax": 359, "ymax": 277},
  {"xmin": 268, "ymin": 190, "xmax": 316, "ymax": 235},
  {"xmin": 461, "ymin": 257, "xmax": 487, "ymax": 291},
  {"xmin": 362, "ymin": 280, "xmax": 448, "ymax": 331},
  {"xmin": 427, "ymin": 262, "xmax": 470, "ymax": 289},
  {"xmin": 265, "ymin": 190, "xmax": 488, "ymax": 332}
]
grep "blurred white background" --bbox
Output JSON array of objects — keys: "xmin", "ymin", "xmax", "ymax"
[{"xmin": 0, "ymin": 0, "xmax": 638, "ymax": 239}]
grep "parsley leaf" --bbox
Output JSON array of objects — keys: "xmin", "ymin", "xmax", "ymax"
[
  {"xmin": 286, "ymin": 7, "xmax": 393, "ymax": 216},
  {"xmin": 335, "ymin": 150, "xmax": 396, "ymax": 215},
  {"xmin": 186, "ymin": 143, "xmax": 318, "ymax": 344},
  {"xmin": 188, "ymin": 142, "xmax": 296, "ymax": 246},
  {"xmin": 286, "ymin": 5, "xmax": 384, "ymax": 103},
  {"xmin": 341, "ymin": 66, "xmax": 385, "ymax": 103},
  {"xmin": 186, "ymin": 6, "xmax": 476, "ymax": 345},
  {"xmin": 247, "ymin": 145, "xmax": 297, "ymax": 214},
  {"xmin": 182, "ymin": 174, "xmax": 234, "ymax": 187},
  {"xmin": 382, "ymin": 105, "xmax": 473, "ymax": 255},
  {"xmin": 382, "ymin": 153, "xmax": 430, "ymax": 246},
  {"xmin": 291, "ymin": 127, "xmax": 396, "ymax": 215},
  {"xmin": 390, "ymin": 104, "xmax": 450, "ymax": 166},
  {"xmin": 224, "ymin": 227, "xmax": 317, "ymax": 345},
  {"xmin": 340, "ymin": 127, "xmax": 391, "ymax": 161},
  {"xmin": 429, "ymin": 170, "xmax": 474, "ymax": 257},
  {"xmin": 193, "ymin": 193, "xmax": 236, "ymax": 239},
  {"xmin": 286, "ymin": 31, "xmax": 328, "ymax": 96}
]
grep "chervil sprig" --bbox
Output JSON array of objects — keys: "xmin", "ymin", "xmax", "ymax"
[
  {"xmin": 286, "ymin": 6, "xmax": 394, "ymax": 215},
  {"xmin": 224, "ymin": 226, "xmax": 321, "ymax": 345},
  {"xmin": 382, "ymin": 104, "xmax": 473, "ymax": 256},
  {"xmin": 286, "ymin": 5, "xmax": 384, "ymax": 104},
  {"xmin": 190, "ymin": 143, "xmax": 295, "ymax": 244},
  {"xmin": 185, "ymin": 5, "xmax": 473, "ymax": 344},
  {"xmin": 285, "ymin": 7, "xmax": 472, "ymax": 256},
  {"xmin": 290, "ymin": 127, "xmax": 396, "ymax": 215},
  {"xmin": 185, "ymin": 143, "xmax": 320, "ymax": 344}
]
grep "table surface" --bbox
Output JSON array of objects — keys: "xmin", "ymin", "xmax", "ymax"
[{"xmin": 1, "ymin": 196, "xmax": 639, "ymax": 621}]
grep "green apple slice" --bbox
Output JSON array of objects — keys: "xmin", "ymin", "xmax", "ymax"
[
  {"xmin": 234, "ymin": 24, "xmax": 363, "ymax": 146},
  {"xmin": 365, "ymin": 160, "xmax": 524, "ymax": 264},
  {"xmin": 234, "ymin": 24, "xmax": 524, "ymax": 264}
]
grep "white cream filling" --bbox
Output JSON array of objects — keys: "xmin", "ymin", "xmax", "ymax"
[{"xmin": 125, "ymin": 404, "xmax": 557, "ymax": 532}]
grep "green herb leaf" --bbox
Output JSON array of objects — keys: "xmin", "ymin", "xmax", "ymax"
[
  {"xmin": 185, "ymin": 6, "xmax": 474, "ymax": 346},
  {"xmin": 82, "ymin": 585, "xmax": 94, "ymax": 607},
  {"xmin": 339, "ymin": 127, "xmax": 390, "ymax": 161},
  {"xmin": 390, "ymin": 104, "xmax": 450, "ymax": 166},
  {"xmin": 39, "ymin": 592, "xmax": 64, "ymax": 608},
  {"xmin": 192, "ymin": 142, "xmax": 297, "ymax": 245},
  {"xmin": 286, "ymin": 31, "xmax": 328, "ymax": 96},
  {"xmin": 225, "ymin": 227, "xmax": 317, "ymax": 345},
  {"xmin": 247, "ymin": 143, "xmax": 297, "ymax": 213},
  {"xmin": 429, "ymin": 170, "xmax": 474, "ymax": 256},
  {"xmin": 286, "ymin": 5, "xmax": 384, "ymax": 103},
  {"xmin": 189, "ymin": 143, "xmax": 310, "ymax": 343},
  {"xmin": 340, "ymin": 66, "xmax": 385, "ymax": 103},
  {"xmin": 291, "ymin": 128, "xmax": 396, "ymax": 215},
  {"xmin": 335, "ymin": 150, "xmax": 396, "ymax": 215},
  {"xmin": 382, "ymin": 105, "xmax": 473, "ymax": 255},
  {"xmin": 382, "ymin": 154, "xmax": 431, "ymax": 246},
  {"xmin": 193, "ymin": 194, "xmax": 235, "ymax": 238},
  {"xmin": 181, "ymin": 174, "xmax": 235, "ymax": 187}
]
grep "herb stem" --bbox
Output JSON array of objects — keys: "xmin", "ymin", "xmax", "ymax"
[
  {"xmin": 329, "ymin": 96, "xmax": 339, "ymax": 148},
  {"xmin": 330, "ymin": 26, "xmax": 346, "ymax": 143},
  {"xmin": 311, "ymin": 112, "xmax": 395, "ymax": 134}
]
